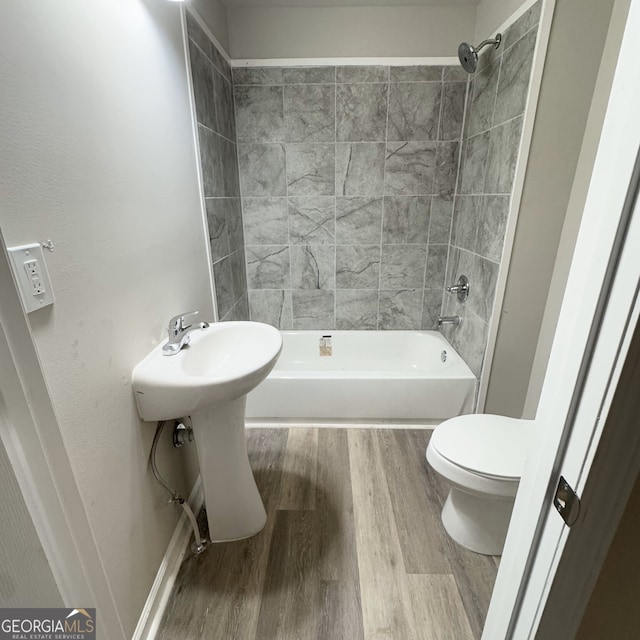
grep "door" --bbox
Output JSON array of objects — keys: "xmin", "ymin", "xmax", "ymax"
[{"xmin": 483, "ymin": 0, "xmax": 640, "ymax": 637}]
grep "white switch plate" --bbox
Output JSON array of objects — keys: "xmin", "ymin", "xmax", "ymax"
[{"xmin": 8, "ymin": 243, "xmax": 55, "ymax": 313}]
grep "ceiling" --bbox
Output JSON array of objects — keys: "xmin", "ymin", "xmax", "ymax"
[{"xmin": 220, "ymin": 0, "xmax": 480, "ymax": 7}]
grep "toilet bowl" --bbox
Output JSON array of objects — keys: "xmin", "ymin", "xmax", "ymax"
[{"xmin": 426, "ymin": 414, "xmax": 533, "ymax": 556}]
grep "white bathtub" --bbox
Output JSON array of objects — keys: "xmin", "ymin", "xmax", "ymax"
[{"xmin": 245, "ymin": 331, "xmax": 476, "ymax": 421}]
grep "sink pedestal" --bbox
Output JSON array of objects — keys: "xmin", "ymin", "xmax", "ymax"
[{"xmin": 191, "ymin": 396, "xmax": 266, "ymax": 542}]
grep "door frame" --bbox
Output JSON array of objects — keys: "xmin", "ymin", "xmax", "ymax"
[
  {"xmin": 483, "ymin": 0, "xmax": 640, "ymax": 636},
  {"xmin": 0, "ymin": 230, "xmax": 125, "ymax": 639}
]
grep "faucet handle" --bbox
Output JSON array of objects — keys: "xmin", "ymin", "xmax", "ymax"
[{"xmin": 168, "ymin": 310, "xmax": 199, "ymax": 334}]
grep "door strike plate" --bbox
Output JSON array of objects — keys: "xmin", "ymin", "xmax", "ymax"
[{"xmin": 553, "ymin": 475, "xmax": 580, "ymax": 527}]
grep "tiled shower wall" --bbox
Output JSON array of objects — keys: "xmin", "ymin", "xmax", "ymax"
[
  {"xmin": 186, "ymin": 13, "xmax": 250, "ymax": 321},
  {"xmin": 440, "ymin": 2, "xmax": 541, "ymax": 377},
  {"xmin": 234, "ymin": 64, "xmax": 468, "ymax": 329}
]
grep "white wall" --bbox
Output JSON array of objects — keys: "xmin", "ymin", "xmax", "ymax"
[
  {"xmin": 0, "ymin": 0, "xmax": 211, "ymax": 634},
  {"xmin": 227, "ymin": 6, "xmax": 476, "ymax": 59},
  {"xmin": 484, "ymin": 0, "xmax": 618, "ymax": 417},
  {"xmin": 523, "ymin": 0, "xmax": 631, "ymax": 416},
  {"xmin": 190, "ymin": 0, "xmax": 230, "ymax": 53},
  {"xmin": 474, "ymin": 0, "xmax": 529, "ymax": 41}
]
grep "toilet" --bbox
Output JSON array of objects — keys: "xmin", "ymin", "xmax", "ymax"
[{"xmin": 426, "ymin": 414, "xmax": 534, "ymax": 556}]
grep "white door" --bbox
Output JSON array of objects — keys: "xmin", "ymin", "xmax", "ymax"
[{"xmin": 484, "ymin": 1, "xmax": 640, "ymax": 637}]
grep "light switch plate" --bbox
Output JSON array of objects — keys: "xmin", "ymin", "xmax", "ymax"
[{"xmin": 8, "ymin": 243, "xmax": 55, "ymax": 313}]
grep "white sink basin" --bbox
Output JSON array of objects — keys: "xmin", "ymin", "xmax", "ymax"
[
  {"xmin": 132, "ymin": 321, "xmax": 282, "ymax": 542},
  {"xmin": 132, "ymin": 321, "xmax": 282, "ymax": 421}
]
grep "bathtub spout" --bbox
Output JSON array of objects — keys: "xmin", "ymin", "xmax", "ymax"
[{"xmin": 438, "ymin": 315, "xmax": 461, "ymax": 327}]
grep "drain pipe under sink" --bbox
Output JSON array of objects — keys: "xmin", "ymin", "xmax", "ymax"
[{"xmin": 151, "ymin": 420, "xmax": 208, "ymax": 555}]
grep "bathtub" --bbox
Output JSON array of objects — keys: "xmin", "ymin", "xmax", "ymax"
[{"xmin": 245, "ymin": 331, "xmax": 476, "ymax": 421}]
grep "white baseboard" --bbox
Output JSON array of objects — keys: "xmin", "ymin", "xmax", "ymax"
[{"xmin": 132, "ymin": 477, "xmax": 204, "ymax": 640}]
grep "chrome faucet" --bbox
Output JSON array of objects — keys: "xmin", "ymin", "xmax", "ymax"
[
  {"xmin": 162, "ymin": 311, "xmax": 210, "ymax": 356},
  {"xmin": 438, "ymin": 315, "xmax": 461, "ymax": 327}
]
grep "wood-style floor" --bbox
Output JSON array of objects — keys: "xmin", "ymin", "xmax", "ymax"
[{"xmin": 157, "ymin": 428, "xmax": 498, "ymax": 640}]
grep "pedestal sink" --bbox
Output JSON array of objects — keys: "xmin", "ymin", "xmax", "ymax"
[{"xmin": 132, "ymin": 321, "xmax": 282, "ymax": 541}]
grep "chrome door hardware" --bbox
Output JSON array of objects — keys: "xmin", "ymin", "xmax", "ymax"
[
  {"xmin": 446, "ymin": 275, "xmax": 470, "ymax": 302},
  {"xmin": 553, "ymin": 475, "xmax": 580, "ymax": 526}
]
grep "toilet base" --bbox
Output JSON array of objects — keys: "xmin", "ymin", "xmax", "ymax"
[{"xmin": 441, "ymin": 487, "xmax": 515, "ymax": 556}]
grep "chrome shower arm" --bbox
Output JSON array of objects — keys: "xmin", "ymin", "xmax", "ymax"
[{"xmin": 475, "ymin": 33, "xmax": 502, "ymax": 54}]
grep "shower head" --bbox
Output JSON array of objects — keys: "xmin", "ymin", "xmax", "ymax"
[{"xmin": 457, "ymin": 33, "xmax": 502, "ymax": 74}]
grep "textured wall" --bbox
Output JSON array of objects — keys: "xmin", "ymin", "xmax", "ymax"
[
  {"xmin": 234, "ymin": 65, "xmax": 467, "ymax": 330},
  {"xmin": 186, "ymin": 13, "xmax": 249, "ymax": 321},
  {"xmin": 0, "ymin": 0, "xmax": 212, "ymax": 633},
  {"xmin": 440, "ymin": 2, "xmax": 541, "ymax": 378},
  {"xmin": 0, "ymin": 437, "xmax": 63, "ymax": 607}
]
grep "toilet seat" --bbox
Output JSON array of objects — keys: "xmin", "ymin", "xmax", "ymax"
[{"xmin": 429, "ymin": 414, "xmax": 533, "ymax": 481}]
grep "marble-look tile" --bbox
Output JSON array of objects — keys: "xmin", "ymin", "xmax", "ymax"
[
  {"xmin": 378, "ymin": 290, "xmax": 423, "ymax": 329},
  {"xmin": 459, "ymin": 131, "xmax": 490, "ymax": 195},
  {"xmin": 198, "ymin": 125, "xmax": 223, "ymax": 197},
  {"xmin": 484, "ymin": 116, "xmax": 524, "ymax": 194},
  {"xmin": 336, "ymin": 84, "xmax": 388, "ymax": 142},
  {"xmin": 385, "ymin": 142, "xmax": 437, "ymax": 195},
  {"xmin": 205, "ymin": 198, "xmax": 229, "ymax": 260},
  {"xmin": 467, "ymin": 61, "xmax": 500, "ymax": 137},
  {"xmin": 336, "ymin": 245, "xmax": 380, "ymax": 289},
  {"xmin": 234, "ymin": 85, "xmax": 285, "ymax": 143},
  {"xmin": 425, "ymin": 245, "xmax": 448, "ymax": 290},
  {"xmin": 288, "ymin": 196, "xmax": 335, "ymax": 245},
  {"xmin": 291, "ymin": 245, "xmax": 335, "ymax": 290},
  {"xmin": 469, "ymin": 255, "xmax": 499, "ymax": 323},
  {"xmin": 233, "ymin": 67, "xmax": 284, "ymax": 85},
  {"xmin": 213, "ymin": 256, "xmax": 235, "ymax": 319},
  {"xmin": 213, "ymin": 69, "xmax": 235, "ymax": 141},
  {"xmin": 286, "ymin": 144, "xmax": 335, "ymax": 196},
  {"xmin": 292, "ymin": 291, "xmax": 335, "ymax": 329},
  {"xmin": 284, "ymin": 84, "xmax": 335, "ymax": 143},
  {"xmin": 434, "ymin": 141, "xmax": 460, "ymax": 196},
  {"xmin": 223, "ymin": 292, "xmax": 250, "ymax": 322},
  {"xmin": 443, "ymin": 66, "xmax": 469, "ymax": 82},
  {"xmin": 211, "ymin": 44, "xmax": 231, "ymax": 82},
  {"xmin": 249, "ymin": 289, "xmax": 293, "ymax": 329},
  {"xmin": 429, "ymin": 196, "xmax": 454, "ymax": 244},
  {"xmin": 421, "ymin": 289, "xmax": 444, "ymax": 330},
  {"xmin": 494, "ymin": 29, "xmax": 536, "ymax": 126},
  {"xmin": 336, "ymin": 290, "xmax": 379, "ymax": 330},
  {"xmin": 451, "ymin": 308, "xmax": 488, "ymax": 377},
  {"xmin": 242, "ymin": 197, "xmax": 288, "ymax": 245},
  {"xmin": 389, "ymin": 66, "xmax": 442, "ymax": 82},
  {"xmin": 226, "ymin": 197, "xmax": 245, "ymax": 253},
  {"xmin": 382, "ymin": 196, "xmax": 431, "ymax": 244},
  {"xmin": 283, "ymin": 66, "xmax": 335, "ymax": 84},
  {"xmin": 230, "ymin": 248, "xmax": 248, "ymax": 299},
  {"xmin": 477, "ymin": 195, "xmax": 510, "ymax": 262},
  {"xmin": 476, "ymin": 43, "xmax": 501, "ymax": 74},
  {"xmin": 219, "ymin": 137, "xmax": 240, "ymax": 197},
  {"xmin": 188, "ymin": 40, "xmax": 216, "ymax": 131},
  {"xmin": 238, "ymin": 144, "xmax": 286, "ymax": 196},
  {"xmin": 380, "ymin": 245, "xmax": 427, "ymax": 289},
  {"xmin": 335, "ymin": 143, "xmax": 385, "ymax": 196},
  {"xmin": 440, "ymin": 83, "xmax": 466, "ymax": 141},
  {"xmin": 335, "ymin": 197, "xmax": 383, "ymax": 244},
  {"xmin": 453, "ymin": 196, "xmax": 481, "ymax": 252},
  {"xmin": 502, "ymin": 0, "xmax": 542, "ymax": 51},
  {"xmin": 186, "ymin": 12, "xmax": 213, "ymax": 61},
  {"xmin": 336, "ymin": 66, "xmax": 388, "ymax": 83},
  {"xmin": 387, "ymin": 83, "xmax": 442, "ymax": 142},
  {"xmin": 245, "ymin": 245, "xmax": 290, "ymax": 289}
]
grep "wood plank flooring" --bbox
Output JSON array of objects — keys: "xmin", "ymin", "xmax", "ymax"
[{"xmin": 157, "ymin": 428, "xmax": 498, "ymax": 640}]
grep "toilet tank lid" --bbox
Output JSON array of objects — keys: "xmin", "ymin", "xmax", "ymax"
[{"xmin": 430, "ymin": 414, "xmax": 534, "ymax": 479}]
